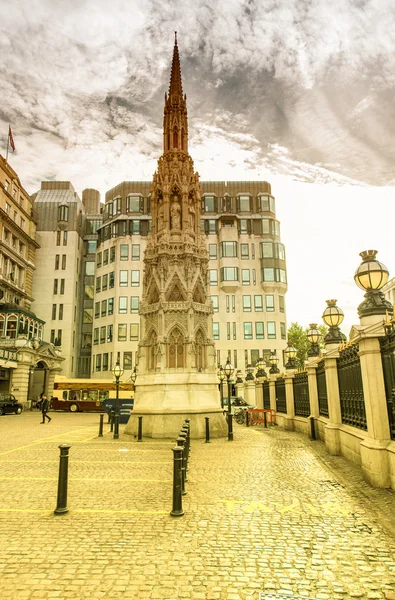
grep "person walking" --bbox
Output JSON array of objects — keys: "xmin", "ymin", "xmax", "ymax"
[{"xmin": 40, "ymin": 395, "xmax": 51, "ymax": 424}]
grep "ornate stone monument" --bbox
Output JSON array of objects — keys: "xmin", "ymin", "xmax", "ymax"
[{"xmin": 124, "ymin": 35, "xmax": 227, "ymax": 438}]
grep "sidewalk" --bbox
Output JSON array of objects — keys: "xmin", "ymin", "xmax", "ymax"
[{"xmin": 0, "ymin": 411, "xmax": 394, "ymax": 599}]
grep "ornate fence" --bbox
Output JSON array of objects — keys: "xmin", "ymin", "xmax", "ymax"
[
  {"xmin": 263, "ymin": 381, "xmax": 271, "ymax": 410},
  {"xmin": 275, "ymin": 378, "xmax": 286, "ymax": 413},
  {"xmin": 379, "ymin": 333, "xmax": 395, "ymax": 440},
  {"xmin": 337, "ymin": 344, "xmax": 367, "ymax": 430},
  {"xmin": 316, "ymin": 359, "xmax": 329, "ymax": 417},
  {"xmin": 293, "ymin": 371, "xmax": 310, "ymax": 417}
]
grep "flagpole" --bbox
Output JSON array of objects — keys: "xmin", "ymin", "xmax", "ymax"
[{"xmin": 6, "ymin": 125, "xmax": 9, "ymax": 162}]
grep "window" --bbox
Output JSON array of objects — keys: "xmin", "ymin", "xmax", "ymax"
[
  {"xmin": 5, "ymin": 202, "xmax": 10, "ymax": 214},
  {"xmin": 102, "ymin": 274, "xmax": 108, "ymax": 291},
  {"xmin": 100, "ymin": 326, "xmax": 106, "ymax": 344},
  {"xmin": 59, "ymin": 304, "xmax": 63, "ymax": 320},
  {"xmin": 95, "ymin": 302, "xmax": 100, "ymax": 319},
  {"xmin": 53, "ymin": 279, "xmax": 58, "ymax": 294},
  {"xmin": 130, "ymin": 323, "xmax": 139, "ymax": 341},
  {"xmin": 108, "ymin": 298, "xmax": 114, "ymax": 315},
  {"xmin": 254, "ymin": 295, "xmax": 263, "ymax": 311},
  {"xmin": 203, "ymin": 195, "xmax": 216, "ymax": 212},
  {"xmin": 238, "ymin": 195, "xmax": 250, "ymax": 212},
  {"xmin": 274, "ymin": 243, "xmax": 285, "ymax": 260},
  {"xmin": 131, "ymin": 270, "xmax": 140, "ymax": 287},
  {"xmin": 96, "ymin": 277, "xmax": 101, "ymax": 293},
  {"xmin": 107, "ymin": 202, "xmax": 113, "ymax": 218},
  {"xmin": 56, "ymin": 231, "xmax": 61, "ymax": 246},
  {"xmin": 60, "ymin": 279, "xmax": 65, "ymax": 294},
  {"xmin": 279, "ymin": 296, "xmax": 285, "ymax": 313},
  {"xmin": 123, "ymin": 352, "xmax": 133, "ymax": 370},
  {"xmin": 220, "ymin": 267, "xmax": 239, "ymax": 282},
  {"xmin": 242, "ymin": 295, "xmax": 251, "ymax": 312},
  {"xmin": 52, "ymin": 304, "xmax": 56, "ymax": 320},
  {"xmin": 50, "ymin": 329, "xmax": 55, "ymax": 344},
  {"xmin": 118, "ymin": 324, "xmax": 127, "ymax": 341},
  {"xmin": 267, "ymin": 322, "xmax": 276, "ymax": 339},
  {"xmin": 266, "ymin": 295, "xmax": 275, "ymax": 311},
  {"xmin": 127, "ymin": 195, "xmax": 142, "ymax": 212},
  {"xmin": 227, "ymin": 322, "xmax": 231, "ymax": 340},
  {"xmin": 220, "ymin": 241, "xmax": 238, "ymax": 257},
  {"xmin": 58, "ymin": 205, "xmax": 69, "ymax": 222},
  {"xmin": 63, "ymin": 231, "xmax": 68, "ymax": 246},
  {"xmin": 119, "ymin": 297, "xmax": 128, "ymax": 314},
  {"xmin": 239, "ymin": 219, "xmax": 248, "ymax": 234},
  {"xmin": 209, "ymin": 244, "xmax": 217, "ymax": 259},
  {"xmin": 209, "ymin": 270, "xmax": 218, "ymax": 286},
  {"xmin": 120, "ymin": 244, "xmax": 129, "ymax": 260},
  {"xmin": 96, "ymin": 354, "xmax": 102, "ymax": 372},
  {"xmin": 208, "ymin": 219, "xmax": 216, "ymax": 234},
  {"xmin": 262, "ymin": 268, "xmax": 275, "ymax": 282},
  {"xmin": 280, "ymin": 323, "xmax": 286, "ymax": 340},
  {"xmin": 260, "ymin": 242, "xmax": 273, "ymax": 258},
  {"xmin": 256, "ymin": 322, "xmax": 264, "ymax": 339},
  {"xmin": 102, "ymin": 353, "xmax": 109, "ymax": 371},
  {"xmin": 85, "ymin": 261, "xmax": 95, "ymax": 276},
  {"xmin": 101, "ymin": 300, "xmax": 107, "ymax": 317},
  {"xmin": 109, "ymin": 272, "xmax": 115, "ymax": 288},
  {"xmin": 226, "ymin": 295, "xmax": 230, "ymax": 312},
  {"xmin": 4, "ymin": 181, "xmax": 9, "ymax": 192},
  {"xmin": 213, "ymin": 322, "xmax": 219, "ymax": 340},
  {"xmin": 252, "ymin": 269, "xmax": 256, "ymax": 286},
  {"xmin": 61, "ymin": 255, "xmax": 66, "ymax": 270},
  {"xmin": 241, "ymin": 244, "xmax": 249, "ymax": 259},
  {"xmin": 232, "ymin": 295, "xmax": 235, "ymax": 313},
  {"xmin": 83, "ymin": 309, "xmax": 93, "ymax": 324},
  {"xmin": 110, "ymin": 247, "xmax": 116, "ymax": 262},
  {"xmin": 241, "ymin": 269, "xmax": 250, "ymax": 286},
  {"xmin": 233, "ymin": 323, "xmax": 237, "ymax": 340},
  {"xmin": 244, "ymin": 322, "xmax": 253, "ymax": 339},
  {"xmin": 103, "ymin": 249, "xmax": 109, "ymax": 265},
  {"xmin": 93, "ymin": 328, "xmax": 99, "ymax": 345},
  {"xmin": 120, "ymin": 270, "xmax": 128, "ymax": 287},
  {"xmin": 57, "ymin": 330, "xmax": 62, "ymax": 345},
  {"xmin": 132, "ymin": 245, "xmax": 140, "ymax": 261},
  {"xmin": 211, "ymin": 296, "xmax": 219, "ymax": 312},
  {"xmin": 132, "ymin": 220, "xmax": 141, "ymax": 235},
  {"xmin": 55, "ymin": 255, "xmax": 59, "ymax": 269},
  {"xmin": 107, "ymin": 324, "xmax": 113, "ymax": 342},
  {"xmin": 130, "ymin": 296, "xmax": 139, "ymax": 314}
]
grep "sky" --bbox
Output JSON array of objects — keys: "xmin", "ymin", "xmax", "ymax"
[{"xmin": 1, "ymin": 0, "xmax": 395, "ymax": 335}]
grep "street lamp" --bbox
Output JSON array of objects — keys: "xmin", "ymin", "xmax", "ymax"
[
  {"xmin": 354, "ymin": 250, "xmax": 393, "ymax": 318},
  {"xmin": 307, "ymin": 324, "xmax": 322, "ymax": 357},
  {"xmin": 245, "ymin": 364, "xmax": 255, "ymax": 381},
  {"xmin": 217, "ymin": 365, "xmax": 225, "ymax": 409},
  {"xmin": 322, "ymin": 299, "xmax": 347, "ymax": 345},
  {"xmin": 111, "ymin": 359, "xmax": 124, "ymax": 439},
  {"xmin": 255, "ymin": 357, "xmax": 267, "ymax": 409},
  {"xmin": 224, "ymin": 358, "xmax": 234, "ymax": 441},
  {"xmin": 284, "ymin": 343, "xmax": 297, "ymax": 370},
  {"xmin": 269, "ymin": 350, "xmax": 280, "ymax": 374}
]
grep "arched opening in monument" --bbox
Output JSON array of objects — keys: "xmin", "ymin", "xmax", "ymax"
[
  {"xmin": 173, "ymin": 127, "xmax": 178, "ymax": 149},
  {"xmin": 168, "ymin": 327, "xmax": 184, "ymax": 369}
]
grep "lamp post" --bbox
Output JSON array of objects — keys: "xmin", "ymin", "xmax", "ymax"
[
  {"xmin": 111, "ymin": 359, "xmax": 124, "ymax": 439},
  {"xmin": 224, "ymin": 358, "xmax": 234, "ymax": 441},
  {"xmin": 322, "ymin": 299, "xmax": 347, "ymax": 345},
  {"xmin": 268, "ymin": 350, "xmax": 280, "ymax": 374},
  {"xmin": 354, "ymin": 250, "xmax": 393, "ymax": 319},
  {"xmin": 217, "ymin": 365, "xmax": 225, "ymax": 409},
  {"xmin": 307, "ymin": 324, "xmax": 322, "ymax": 358},
  {"xmin": 284, "ymin": 343, "xmax": 297, "ymax": 370},
  {"xmin": 130, "ymin": 366, "xmax": 137, "ymax": 390},
  {"xmin": 255, "ymin": 357, "xmax": 267, "ymax": 408}
]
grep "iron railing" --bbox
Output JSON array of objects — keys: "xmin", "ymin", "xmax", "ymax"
[
  {"xmin": 379, "ymin": 332, "xmax": 395, "ymax": 440},
  {"xmin": 293, "ymin": 371, "xmax": 310, "ymax": 418},
  {"xmin": 317, "ymin": 359, "xmax": 329, "ymax": 418},
  {"xmin": 263, "ymin": 381, "xmax": 271, "ymax": 410},
  {"xmin": 337, "ymin": 344, "xmax": 367, "ymax": 430},
  {"xmin": 275, "ymin": 378, "xmax": 286, "ymax": 413}
]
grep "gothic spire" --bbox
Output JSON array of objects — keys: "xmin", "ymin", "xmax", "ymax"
[
  {"xmin": 168, "ymin": 31, "xmax": 183, "ymax": 99},
  {"xmin": 163, "ymin": 33, "xmax": 188, "ymax": 154}
]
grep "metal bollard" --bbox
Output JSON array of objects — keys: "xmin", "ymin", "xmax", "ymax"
[
  {"xmin": 205, "ymin": 416, "xmax": 210, "ymax": 443},
  {"xmin": 181, "ymin": 425, "xmax": 190, "ymax": 467},
  {"xmin": 107, "ymin": 410, "xmax": 111, "ymax": 424},
  {"xmin": 227, "ymin": 412, "xmax": 233, "ymax": 441},
  {"xmin": 310, "ymin": 416, "xmax": 316, "ymax": 441},
  {"xmin": 263, "ymin": 411, "xmax": 267, "ymax": 428},
  {"xmin": 246, "ymin": 410, "xmax": 250, "ymax": 427},
  {"xmin": 113, "ymin": 414, "xmax": 120, "ymax": 440},
  {"xmin": 137, "ymin": 416, "xmax": 143, "ymax": 442},
  {"xmin": 98, "ymin": 413, "xmax": 104, "ymax": 437},
  {"xmin": 170, "ymin": 445, "xmax": 184, "ymax": 517},
  {"xmin": 54, "ymin": 444, "xmax": 71, "ymax": 515},
  {"xmin": 177, "ymin": 435, "xmax": 187, "ymax": 492},
  {"xmin": 110, "ymin": 410, "xmax": 115, "ymax": 432}
]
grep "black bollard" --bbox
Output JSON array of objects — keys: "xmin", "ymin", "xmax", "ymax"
[
  {"xmin": 137, "ymin": 416, "xmax": 143, "ymax": 442},
  {"xmin": 170, "ymin": 445, "xmax": 184, "ymax": 517},
  {"xmin": 310, "ymin": 416, "xmax": 316, "ymax": 441},
  {"xmin": 263, "ymin": 411, "xmax": 267, "ymax": 428},
  {"xmin": 110, "ymin": 410, "xmax": 115, "ymax": 432},
  {"xmin": 205, "ymin": 417, "xmax": 210, "ymax": 443},
  {"xmin": 246, "ymin": 410, "xmax": 250, "ymax": 427},
  {"xmin": 177, "ymin": 435, "xmax": 187, "ymax": 492},
  {"xmin": 227, "ymin": 413, "xmax": 233, "ymax": 441},
  {"xmin": 181, "ymin": 425, "xmax": 190, "ymax": 468},
  {"xmin": 107, "ymin": 410, "xmax": 111, "ymax": 424},
  {"xmin": 54, "ymin": 444, "xmax": 71, "ymax": 515},
  {"xmin": 114, "ymin": 414, "xmax": 119, "ymax": 440},
  {"xmin": 98, "ymin": 413, "xmax": 104, "ymax": 437}
]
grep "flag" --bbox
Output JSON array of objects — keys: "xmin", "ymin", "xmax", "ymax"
[{"xmin": 8, "ymin": 125, "xmax": 15, "ymax": 152}]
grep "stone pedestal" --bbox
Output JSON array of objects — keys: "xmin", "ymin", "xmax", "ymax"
[
  {"xmin": 284, "ymin": 375, "xmax": 295, "ymax": 431},
  {"xmin": 244, "ymin": 379, "xmax": 256, "ymax": 407},
  {"xmin": 324, "ymin": 352, "xmax": 342, "ymax": 455}
]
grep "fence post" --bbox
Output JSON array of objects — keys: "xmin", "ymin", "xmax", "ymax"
[
  {"xmin": 54, "ymin": 444, "xmax": 71, "ymax": 515},
  {"xmin": 98, "ymin": 413, "xmax": 104, "ymax": 437},
  {"xmin": 205, "ymin": 417, "xmax": 210, "ymax": 443},
  {"xmin": 284, "ymin": 374, "xmax": 295, "ymax": 431},
  {"xmin": 170, "ymin": 445, "xmax": 184, "ymax": 517},
  {"xmin": 137, "ymin": 416, "xmax": 143, "ymax": 442}
]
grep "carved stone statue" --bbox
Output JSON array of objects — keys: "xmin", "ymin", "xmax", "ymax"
[
  {"xmin": 157, "ymin": 204, "xmax": 164, "ymax": 231},
  {"xmin": 171, "ymin": 199, "xmax": 181, "ymax": 229}
]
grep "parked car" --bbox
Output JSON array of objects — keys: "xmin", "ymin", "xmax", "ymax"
[{"xmin": 0, "ymin": 393, "xmax": 23, "ymax": 415}]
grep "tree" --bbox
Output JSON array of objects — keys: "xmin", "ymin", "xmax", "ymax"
[{"xmin": 287, "ymin": 322, "xmax": 327, "ymax": 368}]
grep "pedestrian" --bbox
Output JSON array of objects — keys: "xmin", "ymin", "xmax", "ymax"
[{"xmin": 40, "ymin": 395, "xmax": 51, "ymax": 424}]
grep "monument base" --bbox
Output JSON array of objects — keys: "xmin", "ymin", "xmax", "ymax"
[{"xmin": 124, "ymin": 372, "xmax": 228, "ymax": 439}]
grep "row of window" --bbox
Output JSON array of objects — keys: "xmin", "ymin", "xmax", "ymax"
[
  {"xmin": 92, "ymin": 297, "xmax": 140, "ymax": 319},
  {"xmin": 202, "ymin": 194, "xmax": 276, "ymax": 214},
  {"xmin": 53, "ymin": 279, "xmax": 66, "ymax": 294},
  {"xmin": 93, "ymin": 350, "xmax": 134, "ymax": 372},
  {"xmin": 93, "ymin": 323, "xmax": 139, "ymax": 344},
  {"xmin": 210, "ymin": 294, "xmax": 284, "ymax": 313},
  {"xmin": 96, "ymin": 247, "xmax": 116, "ymax": 267},
  {"xmin": 208, "ymin": 241, "xmax": 285, "ymax": 260},
  {"xmin": 99, "ymin": 220, "xmax": 149, "ymax": 243},
  {"xmin": 209, "ymin": 268, "xmax": 287, "ymax": 285},
  {"xmin": 3, "ymin": 180, "xmax": 24, "ymax": 209},
  {"xmin": 201, "ymin": 218, "xmax": 280, "ymax": 237},
  {"xmin": 54, "ymin": 255, "xmax": 67, "ymax": 270},
  {"xmin": 94, "ymin": 270, "xmax": 141, "ymax": 292},
  {"xmin": 215, "ymin": 349, "xmax": 279, "ymax": 370},
  {"xmin": 104, "ymin": 195, "xmax": 145, "ymax": 219},
  {"xmin": 4, "ymin": 202, "xmax": 25, "ymax": 230},
  {"xmin": 213, "ymin": 321, "xmax": 286, "ymax": 340},
  {"xmin": 51, "ymin": 304, "xmax": 64, "ymax": 320},
  {"xmin": 3, "ymin": 228, "xmax": 26, "ymax": 257},
  {"xmin": 56, "ymin": 231, "xmax": 68, "ymax": 246}
]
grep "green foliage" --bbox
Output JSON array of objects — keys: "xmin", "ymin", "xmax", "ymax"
[{"xmin": 287, "ymin": 322, "xmax": 327, "ymax": 368}]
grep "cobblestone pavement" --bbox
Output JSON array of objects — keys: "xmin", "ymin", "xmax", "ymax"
[{"xmin": 0, "ymin": 411, "xmax": 395, "ymax": 600}]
